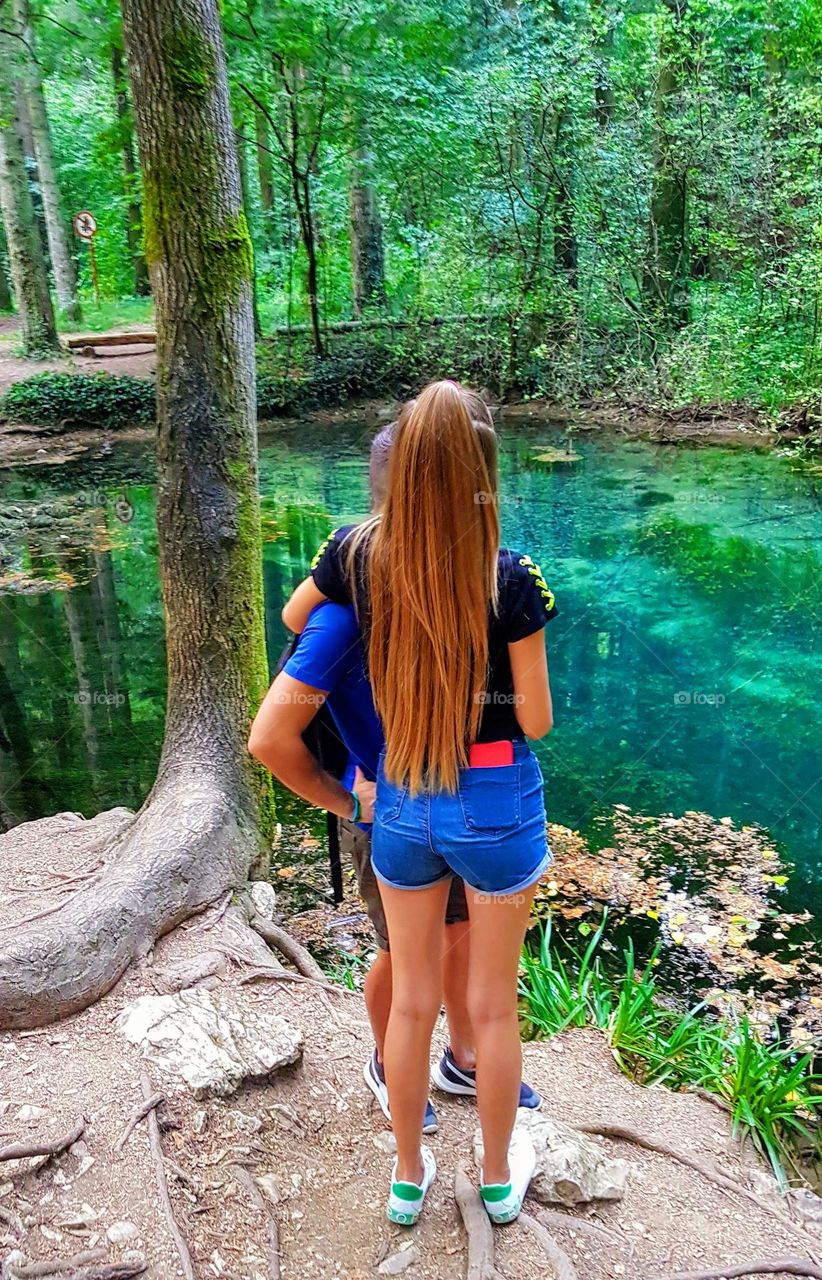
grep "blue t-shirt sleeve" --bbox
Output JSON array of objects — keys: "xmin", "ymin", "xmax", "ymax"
[{"xmin": 283, "ymin": 603, "xmax": 361, "ymax": 692}]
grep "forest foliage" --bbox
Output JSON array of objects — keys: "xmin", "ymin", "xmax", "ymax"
[{"xmin": 1, "ymin": 0, "xmax": 821, "ymax": 408}]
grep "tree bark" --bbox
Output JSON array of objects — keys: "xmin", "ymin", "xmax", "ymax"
[
  {"xmin": 236, "ymin": 119, "xmax": 263, "ymax": 337},
  {"xmin": 12, "ymin": 0, "xmax": 81, "ymax": 321},
  {"xmin": 0, "ymin": 28, "xmax": 59, "ymax": 355},
  {"xmin": 254, "ymin": 106, "xmax": 274, "ymax": 212},
  {"xmin": 111, "ymin": 43, "xmax": 151, "ymax": 297},
  {"xmin": 0, "ymin": 249, "xmax": 12, "ymax": 311},
  {"xmin": 0, "ymin": 0, "xmax": 275, "ymax": 1030},
  {"xmin": 349, "ymin": 135, "xmax": 386, "ymax": 316},
  {"xmin": 644, "ymin": 0, "xmax": 690, "ymax": 328}
]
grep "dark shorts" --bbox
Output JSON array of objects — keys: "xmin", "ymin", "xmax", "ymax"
[{"xmin": 338, "ymin": 817, "xmax": 469, "ymax": 951}]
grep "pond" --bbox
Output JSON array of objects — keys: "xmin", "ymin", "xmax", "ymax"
[{"xmin": 1, "ymin": 414, "xmax": 821, "ymax": 941}]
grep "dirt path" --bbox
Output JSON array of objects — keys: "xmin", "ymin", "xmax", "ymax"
[
  {"xmin": 0, "ymin": 317, "xmax": 156, "ymax": 392},
  {"xmin": 0, "ymin": 905, "xmax": 818, "ymax": 1280}
]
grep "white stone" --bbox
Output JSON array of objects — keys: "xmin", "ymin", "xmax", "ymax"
[
  {"xmin": 226, "ymin": 1110, "xmax": 263, "ymax": 1135},
  {"xmin": 474, "ymin": 1109, "xmax": 629, "ymax": 1207},
  {"xmin": 16, "ymin": 1105, "xmax": 45, "ymax": 1122},
  {"xmin": 378, "ymin": 1246, "xmax": 420, "ymax": 1275},
  {"xmin": 116, "ymin": 987, "xmax": 303, "ymax": 1098},
  {"xmin": 107, "ymin": 1221, "xmax": 138, "ymax": 1244},
  {"xmin": 58, "ymin": 1204, "xmax": 98, "ymax": 1230},
  {"xmin": 249, "ymin": 881, "xmax": 278, "ymax": 920},
  {"xmin": 372, "ymin": 1132, "xmax": 397, "ymax": 1155},
  {"xmin": 255, "ymin": 1173, "xmax": 279, "ymax": 1205}
]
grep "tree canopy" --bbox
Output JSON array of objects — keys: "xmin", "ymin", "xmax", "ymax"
[{"xmin": 0, "ymin": 0, "xmax": 820, "ymax": 406}]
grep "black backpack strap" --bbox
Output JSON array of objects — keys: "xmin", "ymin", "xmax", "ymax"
[{"xmin": 327, "ymin": 811, "xmax": 344, "ymax": 905}]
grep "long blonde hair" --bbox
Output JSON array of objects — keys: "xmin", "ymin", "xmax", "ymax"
[{"xmin": 366, "ymin": 380, "xmax": 500, "ymax": 793}]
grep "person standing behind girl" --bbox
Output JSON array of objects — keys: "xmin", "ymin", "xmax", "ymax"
[{"xmin": 283, "ymin": 381, "xmax": 557, "ymax": 1226}]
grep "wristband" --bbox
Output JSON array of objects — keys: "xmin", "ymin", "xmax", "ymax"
[{"xmin": 348, "ymin": 790, "xmax": 361, "ymax": 823}]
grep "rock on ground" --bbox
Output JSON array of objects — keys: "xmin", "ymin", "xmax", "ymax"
[
  {"xmin": 116, "ymin": 986, "xmax": 303, "ymax": 1098},
  {"xmin": 474, "ymin": 1108, "xmax": 629, "ymax": 1206}
]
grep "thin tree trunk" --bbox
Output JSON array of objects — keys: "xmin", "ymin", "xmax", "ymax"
[
  {"xmin": 254, "ymin": 106, "xmax": 274, "ymax": 212},
  {"xmin": 295, "ymin": 172, "xmax": 324, "ymax": 356},
  {"xmin": 236, "ymin": 121, "xmax": 262, "ymax": 337},
  {"xmin": 111, "ymin": 43, "xmax": 150, "ymax": 296},
  {"xmin": 349, "ymin": 135, "xmax": 386, "ymax": 316},
  {"xmin": 0, "ymin": 30, "xmax": 59, "ymax": 355},
  {"xmin": 13, "ymin": 0, "xmax": 81, "ymax": 321},
  {"xmin": 644, "ymin": 0, "xmax": 689, "ymax": 328},
  {"xmin": 0, "ymin": 247, "xmax": 11, "ymax": 310}
]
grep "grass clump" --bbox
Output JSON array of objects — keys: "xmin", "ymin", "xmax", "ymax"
[{"xmin": 519, "ymin": 915, "xmax": 822, "ymax": 1186}]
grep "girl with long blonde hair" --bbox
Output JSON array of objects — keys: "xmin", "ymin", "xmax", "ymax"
[{"xmin": 284, "ymin": 381, "xmax": 556, "ymax": 1225}]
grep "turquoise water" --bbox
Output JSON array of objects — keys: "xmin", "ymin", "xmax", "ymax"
[{"xmin": 1, "ymin": 417, "xmax": 821, "ymax": 928}]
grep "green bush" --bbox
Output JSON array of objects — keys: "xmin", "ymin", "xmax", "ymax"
[
  {"xmin": 1, "ymin": 321, "xmax": 513, "ymax": 431},
  {"xmin": 1, "ymin": 372, "xmax": 155, "ymax": 429}
]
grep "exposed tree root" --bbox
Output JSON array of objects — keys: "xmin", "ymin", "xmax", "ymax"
[
  {"xmin": 0, "ymin": 1205, "xmax": 24, "ymax": 1238},
  {"xmin": 114, "ymin": 1093, "xmax": 165, "ymax": 1154},
  {"xmin": 690, "ymin": 1088, "xmax": 733, "ymax": 1116},
  {"xmin": 3, "ymin": 1250, "xmax": 106, "ymax": 1278},
  {"xmin": 2, "ymin": 1249, "xmax": 145, "ymax": 1278},
  {"xmin": 0, "ymin": 767, "xmax": 258, "ymax": 1029},
  {"xmin": 576, "ymin": 1121, "xmax": 819, "ymax": 1251},
  {"xmin": 139, "ymin": 1072, "xmax": 196, "ymax": 1280},
  {"xmin": 659, "ymin": 1261, "xmax": 822, "ymax": 1280},
  {"xmin": 532, "ymin": 1205, "xmax": 627, "ymax": 1249},
  {"xmin": 240, "ymin": 895, "xmax": 326, "ymax": 982},
  {"xmin": 0, "ymin": 1116, "xmax": 85, "ymax": 1164},
  {"xmin": 232, "ymin": 1166, "xmax": 280, "ymax": 1280},
  {"xmin": 520, "ymin": 1212, "xmax": 579, "ymax": 1280},
  {"xmin": 454, "ymin": 1166, "xmax": 498, "ymax": 1280}
]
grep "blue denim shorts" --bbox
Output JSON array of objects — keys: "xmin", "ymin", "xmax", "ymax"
[{"xmin": 371, "ymin": 740, "xmax": 551, "ymax": 896}]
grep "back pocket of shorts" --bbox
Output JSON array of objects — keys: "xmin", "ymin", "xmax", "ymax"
[
  {"xmin": 376, "ymin": 775, "xmax": 407, "ymax": 824},
  {"xmin": 458, "ymin": 764, "xmax": 521, "ymax": 833}
]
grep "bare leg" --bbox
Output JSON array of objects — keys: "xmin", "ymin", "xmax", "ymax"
[
  {"xmin": 379, "ymin": 877, "xmax": 452, "ymax": 1183},
  {"xmin": 363, "ymin": 947, "xmax": 392, "ymax": 1061},
  {"xmin": 442, "ymin": 921, "xmax": 475, "ymax": 1069},
  {"xmin": 466, "ymin": 883, "xmax": 538, "ymax": 1185}
]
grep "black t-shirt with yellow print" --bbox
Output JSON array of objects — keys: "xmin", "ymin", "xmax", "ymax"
[{"xmin": 309, "ymin": 526, "xmax": 558, "ymax": 743}]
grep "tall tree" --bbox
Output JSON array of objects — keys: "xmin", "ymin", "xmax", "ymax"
[
  {"xmin": 12, "ymin": 0, "xmax": 81, "ymax": 321},
  {"xmin": 121, "ymin": 0, "xmax": 274, "ymax": 846},
  {"xmin": 254, "ymin": 105, "xmax": 274, "ymax": 212},
  {"xmin": 111, "ymin": 41, "xmax": 150, "ymax": 295},
  {"xmin": 0, "ymin": 249, "xmax": 11, "ymax": 312},
  {"xmin": 348, "ymin": 127, "xmax": 386, "ymax": 315},
  {"xmin": 0, "ymin": 0, "xmax": 274, "ymax": 1029},
  {"xmin": 0, "ymin": 29, "xmax": 59, "ymax": 355},
  {"xmin": 644, "ymin": 0, "xmax": 690, "ymax": 327}
]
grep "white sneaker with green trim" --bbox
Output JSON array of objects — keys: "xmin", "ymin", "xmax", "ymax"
[
  {"xmin": 480, "ymin": 1129, "xmax": 536, "ymax": 1224},
  {"xmin": 386, "ymin": 1145, "xmax": 437, "ymax": 1225}
]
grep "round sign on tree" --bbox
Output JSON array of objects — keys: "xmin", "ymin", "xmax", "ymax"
[{"xmin": 73, "ymin": 211, "xmax": 97, "ymax": 240}]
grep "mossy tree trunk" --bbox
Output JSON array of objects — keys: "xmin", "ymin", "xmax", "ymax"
[
  {"xmin": 644, "ymin": 0, "xmax": 690, "ymax": 329},
  {"xmin": 121, "ymin": 0, "xmax": 274, "ymax": 844},
  {"xmin": 0, "ymin": 0, "xmax": 276, "ymax": 1032},
  {"xmin": 0, "ymin": 250, "xmax": 11, "ymax": 312},
  {"xmin": 111, "ymin": 42, "xmax": 151, "ymax": 296},
  {"xmin": 12, "ymin": 0, "xmax": 81, "ymax": 322},
  {"xmin": 349, "ymin": 132, "xmax": 386, "ymax": 316},
  {"xmin": 0, "ymin": 32, "xmax": 59, "ymax": 355}
]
